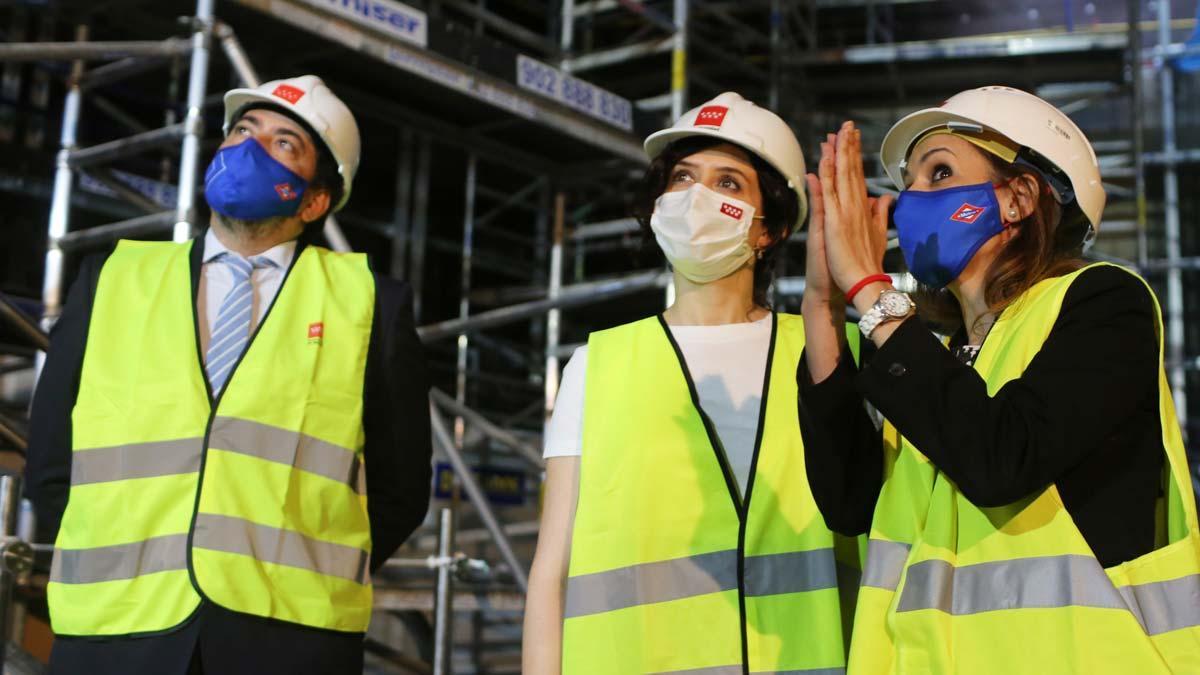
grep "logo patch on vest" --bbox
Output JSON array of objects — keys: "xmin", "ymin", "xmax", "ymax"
[
  {"xmin": 271, "ymin": 84, "xmax": 306, "ymax": 104},
  {"xmin": 308, "ymin": 322, "xmax": 323, "ymax": 344},
  {"xmin": 950, "ymin": 202, "xmax": 987, "ymax": 224}
]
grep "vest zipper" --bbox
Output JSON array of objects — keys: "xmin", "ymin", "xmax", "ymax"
[
  {"xmin": 183, "ymin": 240, "xmax": 306, "ymax": 602},
  {"xmin": 656, "ymin": 312, "xmax": 779, "ymax": 675}
]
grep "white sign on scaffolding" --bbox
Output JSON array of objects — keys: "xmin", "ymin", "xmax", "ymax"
[
  {"xmin": 302, "ymin": 0, "xmax": 427, "ymax": 48},
  {"xmin": 516, "ymin": 55, "xmax": 633, "ymax": 132}
]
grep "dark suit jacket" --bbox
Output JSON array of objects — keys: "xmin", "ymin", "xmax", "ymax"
[{"xmin": 24, "ymin": 232, "xmax": 432, "ymax": 674}]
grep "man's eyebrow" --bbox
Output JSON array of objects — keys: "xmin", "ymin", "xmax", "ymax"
[
  {"xmin": 275, "ymin": 126, "xmax": 310, "ymax": 152},
  {"xmin": 237, "ymin": 113, "xmax": 312, "ymax": 152}
]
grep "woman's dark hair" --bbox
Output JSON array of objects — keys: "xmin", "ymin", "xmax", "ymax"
[
  {"xmin": 915, "ymin": 150, "xmax": 1090, "ymax": 333},
  {"xmin": 630, "ymin": 135, "xmax": 800, "ymax": 309},
  {"xmin": 234, "ymin": 103, "xmax": 344, "ymax": 228}
]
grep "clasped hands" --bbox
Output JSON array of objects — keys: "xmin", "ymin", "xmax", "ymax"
[{"xmin": 802, "ymin": 121, "xmax": 893, "ymax": 317}]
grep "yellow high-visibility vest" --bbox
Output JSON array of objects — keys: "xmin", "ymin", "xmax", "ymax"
[
  {"xmin": 850, "ymin": 263, "xmax": 1200, "ymax": 674},
  {"xmin": 49, "ymin": 238, "xmax": 377, "ymax": 636},
  {"xmin": 563, "ymin": 313, "xmax": 862, "ymax": 674}
]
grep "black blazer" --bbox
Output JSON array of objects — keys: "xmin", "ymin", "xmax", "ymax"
[
  {"xmin": 798, "ymin": 265, "xmax": 1165, "ymax": 569},
  {"xmin": 26, "ymin": 232, "xmax": 432, "ymax": 641}
]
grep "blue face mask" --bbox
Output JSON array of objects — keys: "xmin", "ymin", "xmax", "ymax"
[
  {"xmin": 893, "ymin": 181, "xmax": 1007, "ymax": 289},
  {"xmin": 203, "ymin": 139, "xmax": 309, "ymax": 220}
]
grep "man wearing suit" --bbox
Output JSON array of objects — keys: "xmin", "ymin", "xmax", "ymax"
[{"xmin": 25, "ymin": 75, "xmax": 432, "ymax": 674}]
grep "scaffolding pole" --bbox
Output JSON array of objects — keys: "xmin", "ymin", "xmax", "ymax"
[
  {"xmin": 670, "ymin": 0, "xmax": 688, "ymax": 120},
  {"xmin": 0, "ymin": 476, "xmax": 21, "ymax": 673},
  {"xmin": 430, "ymin": 388, "xmax": 544, "ymax": 469},
  {"xmin": 174, "ymin": 0, "xmax": 215, "ymax": 242},
  {"xmin": 215, "ymin": 21, "xmax": 259, "ymax": 87},
  {"xmin": 432, "ymin": 508, "xmax": 454, "ymax": 675},
  {"xmin": 57, "ymin": 211, "xmax": 176, "ymax": 251},
  {"xmin": 456, "ymin": 154, "xmax": 478, "ymax": 448},
  {"xmin": 408, "ymin": 138, "xmax": 432, "ymax": 321},
  {"xmin": 0, "ymin": 294, "xmax": 48, "ymax": 352},
  {"xmin": 418, "ymin": 269, "xmax": 668, "ymax": 342},
  {"xmin": 544, "ymin": 192, "xmax": 565, "ymax": 435},
  {"xmin": 429, "ymin": 404, "xmax": 530, "ymax": 591},
  {"xmin": 1157, "ymin": 0, "xmax": 1188, "ymax": 427},
  {"xmin": 560, "ymin": 0, "xmax": 575, "ymax": 54},
  {"xmin": 41, "ymin": 25, "xmax": 86, "ymax": 327},
  {"xmin": 665, "ymin": 0, "xmax": 687, "ymax": 308},
  {"xmin": 391, "ymin": 129, "xmax": 415, "ymax": 279},
  {"xmin": 0, "ymin": 39, "xmax": 190, "ymax": 61},
  {"xmin": 1129, "ymin": 0, "xmax": 1148, "ymax": 268}
]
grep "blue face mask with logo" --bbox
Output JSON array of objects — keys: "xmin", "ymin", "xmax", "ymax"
[
  {"xmin": 203, "ymin": 139, "xmax": 309, "ymax": 220},
  {"xmin": 892, "ymin": 181, "xmax": 1007, "ymax": 289}
]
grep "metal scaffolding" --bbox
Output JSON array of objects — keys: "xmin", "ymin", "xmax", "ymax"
[{"xmin": 2, "ymin": 1, "xmax": 1200, "ymax": 672}]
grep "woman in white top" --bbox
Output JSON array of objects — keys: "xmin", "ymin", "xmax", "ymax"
[{"xmin": 523, "ymin": 93, "xmax": 856, "ymax": 674}]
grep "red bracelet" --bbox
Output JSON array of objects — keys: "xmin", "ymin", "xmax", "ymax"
[{"xmin": 844, "ymin": 274, "xmax": 893, "ymax": 303}]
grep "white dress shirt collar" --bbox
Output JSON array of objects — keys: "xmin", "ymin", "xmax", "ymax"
[{"xmin": 202, "ymin": 227, "xmax": 298, "ymax": 270}]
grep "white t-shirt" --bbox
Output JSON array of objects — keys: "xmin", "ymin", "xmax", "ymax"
[{"xmin": 543, "ymin": 314, "xmax": 773, "ymax": 493}]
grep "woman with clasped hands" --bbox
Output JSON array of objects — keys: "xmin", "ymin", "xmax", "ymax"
[{"xmin": 798, "ymin": 86, "xmax": 1200, "ymax": 674}]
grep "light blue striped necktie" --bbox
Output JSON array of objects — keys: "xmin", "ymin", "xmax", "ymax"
[{"xmin": 205, "ymin": 252, "xmax": 276, "ymax": 394}]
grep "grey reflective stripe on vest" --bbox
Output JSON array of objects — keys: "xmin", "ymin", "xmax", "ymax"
[
  {"xmin": 1118, "ymin": 572, "xmax": 1200, "ymax": 635},
  {"xmin": 648, "ymin": 662, "xmax": 739, "ymax": 667},
  {"xmin": 744, "ymin": 549, "xmax": 838, "ymax": 597},
  {"xmin": 564, "ymin": 549, "xmax": 737, "ymax": 619},
  {"xmin": 648, "ymin": 662, "xmax": 844, "ymax": 667},
  {"xmin": 897, "ymin": 554, "xmax": 1200, "ymax": 635},
  {"xmin": 208, "ymin": 417, "xmax": 365, "ymax": 493},
  {"xmin": 50, "ymin": 533, "xmax": 188, "ymax": 584},
  {"xmin": 862, "ymin": 539, "xmax": 911, "ymax": 591},
  {"xmin": 71, "ymin": 438, "xmax": 203, "ymax": 486},
  {"xmin": 193, "ymin": 512, "xmax": 370, "ymax": 585},
  {"xmin": 753, "ymin": 662, "xmax": 849, "ymax": 667}
]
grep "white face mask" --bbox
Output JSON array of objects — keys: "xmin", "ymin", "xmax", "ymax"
[{"xmin": 649, "ymin": 184, "xmax": 758, "ymax": 283}]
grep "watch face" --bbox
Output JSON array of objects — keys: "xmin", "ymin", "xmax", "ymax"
[{"xmin": 879, "ymin": 291, "xmax": 913, "ymax": 317}]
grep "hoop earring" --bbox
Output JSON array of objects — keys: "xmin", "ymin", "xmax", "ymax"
[{"xmin": 755, "ymin": 248, "xmax": 765, "ymax": 260}]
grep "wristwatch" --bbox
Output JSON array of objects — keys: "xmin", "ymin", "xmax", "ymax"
[{"xmin": 858, "ymin": 289, "xmax": 916, "ymax": 339}]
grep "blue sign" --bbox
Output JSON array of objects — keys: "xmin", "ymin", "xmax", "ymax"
[
  {"xmin": 434, "ymin": 462, "xmax": 527, "ymax": 507},
  {"xmin": 306, "ymin": 0, "xmax": 427, "ymax": 48},
  {"xmin": 516, "ymin": 55, "xmax": 633, "ymax": 132}
]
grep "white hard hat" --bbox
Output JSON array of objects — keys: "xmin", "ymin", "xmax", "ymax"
[
  {"xmin": 644, "ymin": 92, "xmax": 809, "ymax": 230},
  {"xmin": 880, "ymin": 85, "xmax": 1105, "ymax": 234},
  {"xmin": 223, "ymin": 75, "xmax": 361, "ymax": 212}
]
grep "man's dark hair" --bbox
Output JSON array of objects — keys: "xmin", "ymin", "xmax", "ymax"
[{"xmin": 232, "ymin": 103, "xmax": 343, "ymax": 228}]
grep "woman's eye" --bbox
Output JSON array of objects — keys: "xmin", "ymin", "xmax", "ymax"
[
  {"xmin": 234, "ymin": 125, "xmax": 250, "ymax": 136},
  {"xmin": 717, "ymin": 176, "xmax": 740, "ymax": 190},
  {"xmin": 670, "ymin": 171, "xmax": 693, "ymax": 183},
  {"xmin": 931, "ymin": 164, "xmax": 952, "ymax": 183},
  {"xmin": 278, "ymin": 138, "xmax": 293, "ymax": 151}
]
